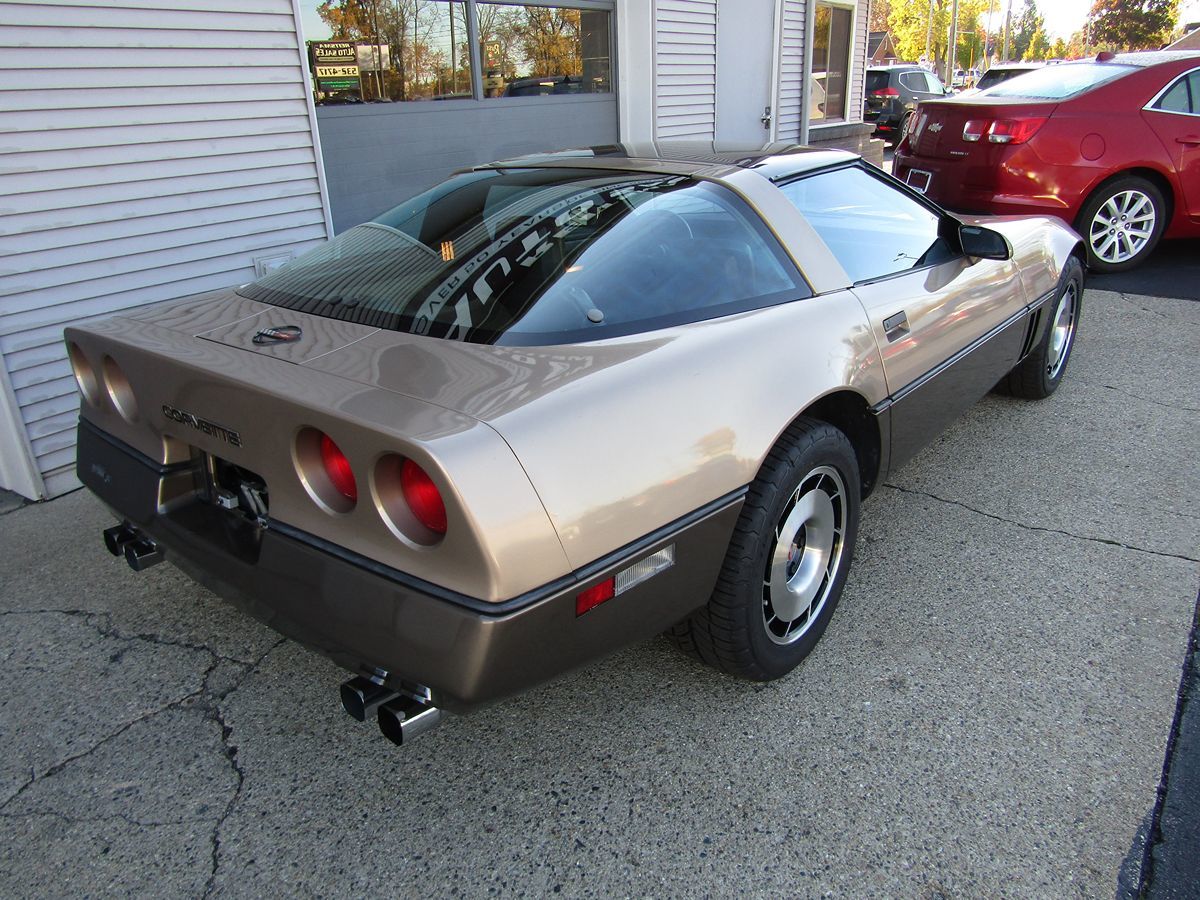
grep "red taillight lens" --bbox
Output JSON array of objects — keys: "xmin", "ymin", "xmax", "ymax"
[
  {"xmin": 400, "ymin": 459, "xmax": 447, "ymax": 535},
  {"xmin": 319, "ymin": 433, "xmax": 357, "ymax": 502},
  {"xmin": 870, "ymin": 87, "xmax": 900, "ymax": 97},
  {"xmin": 962, "ymin": 118, "xmax": 989, "ymax": 142},
  {"xmin": 987, "ymin": 117, "xmax": 1047, "ymax": 144},
  {"xmin": 576, "ymin": 578, "xmax": 615, "ymax": 616}
]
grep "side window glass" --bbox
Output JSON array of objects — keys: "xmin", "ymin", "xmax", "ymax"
[
  {"xmin": 1156, "ymin": 75, "xmax": 1192, "ymax": 114},
  {"xmin": 898, "ymin": 72, "xmax": 921, "ymax": 92},
  {"xmin": 925, "ymin": 72, "xmax": 945, "ymax": 93},
  {"xmin": 779, "ymin": 167, "xmax": 949, "ymax": 283}
]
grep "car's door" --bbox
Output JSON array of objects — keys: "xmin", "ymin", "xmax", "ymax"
[
  {"xmin": 1143, "ymin": 66, "xmax": 1200, "ymax": 221},
  {"xmin": 777, "ymin": 164, "xmax": 1029, "ymax": 469},
  {"xmin": 898, "ymin": 69, "xmax": 943, "ymax": 108}
]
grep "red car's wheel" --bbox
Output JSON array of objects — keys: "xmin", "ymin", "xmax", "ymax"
[{"xmin": 1076, "ymin": 176, "xmax": 1167, "ymax": 273}]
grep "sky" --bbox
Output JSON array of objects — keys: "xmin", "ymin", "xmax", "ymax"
[{"xmin": 1033, "ymin": 0, "xmax": 1200, "ymax": 40}]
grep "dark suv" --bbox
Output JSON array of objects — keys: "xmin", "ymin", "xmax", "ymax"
[{"xmin": 864, "ymin": 65, "xmax": 950, "ymax": 142}]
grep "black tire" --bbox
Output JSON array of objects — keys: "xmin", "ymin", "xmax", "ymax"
[
  {"xmin": 1075, "ymin": 175, "xmax": 1167, "ymax": 273},
  {"xmin": 896, "ymin": 109, "xmax": 916, "ymax": 145},
  {"xmin": 1005, "ymin": 255, "xmax": 1083, "ymax": 399},
  {"xmin": 666, "ymin": 418, "xmax": 860, "ymax": 680}
]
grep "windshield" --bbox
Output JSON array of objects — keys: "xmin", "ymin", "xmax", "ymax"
[
  {"xmin": 981, "ymin": 62, "xmax": 1135, "ymax": 100},
  {"xmin": 239, "ymin": 168, "xmax": 804, "ymax": 345}
]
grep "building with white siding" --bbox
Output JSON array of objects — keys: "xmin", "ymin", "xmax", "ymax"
[{"xmin": 0, "ymin": 0, "xmax": 876, "ymax": 501}]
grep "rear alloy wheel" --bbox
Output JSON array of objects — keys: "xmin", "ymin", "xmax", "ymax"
[
  {"xmin": 666, "ymin": 418, "xmax": 860, "ymax": 680},
  {"xmin": 897, "ymin": 110, "xmax": 916, "ymax": 145},
  {"xmin": 1076, "ymin": 176, "xmax": 1166, "ymax": 273}
]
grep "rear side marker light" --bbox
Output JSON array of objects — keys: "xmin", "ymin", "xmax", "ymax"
[
  {"xmin": 576, "ymin": 544, "xmax": 676, "ymax": 616},
  {"xmin": 320, "ymin": 433, "xmax": 357, "ymax": 502}
]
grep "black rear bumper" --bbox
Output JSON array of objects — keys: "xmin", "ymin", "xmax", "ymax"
[{"xmin": 77, "ymin": 420, "xmax": 742, "ymax": 712}]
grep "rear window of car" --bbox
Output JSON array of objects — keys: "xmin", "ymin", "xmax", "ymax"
[
  {"xmin": 239, "ymin": 168, "xmax": 806, "ymax": 345},
  {"xmin": 976, "ymin": 68, "xmax": 1034, "ymax": 91},
  {"xmin": 982, "ymin": 62, "xmax": 1136, "ymax": 99},
  {"xmin": 866, "ymin": 70, "xmax": 890, "ymax": 92}
]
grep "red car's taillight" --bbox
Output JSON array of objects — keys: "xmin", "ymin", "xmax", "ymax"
[
  {"xmin": 962, "ymin": 119, "xmax": 989, "ymax": 142},
  {"xmin": 400, "ymin": 459, "xmax": 447, "ymax": 535},
  {"xmin": 319, "ymin": 433, "xmax": 357, "ymax": 502},
  {"xmin": 869, "ymin": 87, "xmax": 900, "ymax": 97},
  {"xmin": 987, "ymin": 117, "xmax": 1047, "ymax": 144}
]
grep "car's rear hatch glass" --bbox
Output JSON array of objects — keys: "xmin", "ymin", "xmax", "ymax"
[{"xmin": 238, "ymin": 167, "xmax": 806, "ymax": 346}]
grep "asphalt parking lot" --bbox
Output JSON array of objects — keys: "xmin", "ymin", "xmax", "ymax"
[{"xmin": 1, "ymin": 283, "xmax": 1198, "ymax": 897}]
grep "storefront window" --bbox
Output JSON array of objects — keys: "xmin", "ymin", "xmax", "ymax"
[
  {"xmin": 477, "ymin": 3, "xmax": 611, "ymax": 98},
  {"xmin": 810, "ymin": 2, "xmax": 852, "ymax": 123},
  {"xmin": 299, "ymin": 1, "xmax": 611, "ymax": 105}
]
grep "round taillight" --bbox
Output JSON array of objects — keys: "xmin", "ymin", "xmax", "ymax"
[
  {"xmin": 400, "ymin": 459, "xmax": 447, "ymax": 535},
  {"xmin": 101, "ymin": 356, "xmax": 138, "ymax": 422},
  {"xmin": 67, "ymin": 342, "xmax": 100, "ymax": 407},
  {"xmin": 319, "ymin": 433, "xmax": 357, "ymax": 502}
]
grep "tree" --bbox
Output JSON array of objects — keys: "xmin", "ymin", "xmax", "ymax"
[
  {"xmin": 869, "ymin": 0, "xmax": 892, "ymax": 33},
  {"xmin": 1050, "ymin": 37, "xmax": 1067, "ymax": 57},
  {"xmin": 888, "ymin": 0, "xmax": 993, "ymax": 77},
  {"xmin": 1024, "ymin": 26, "xmax": 1050, "ymax": 59},
  {"xmin": 1011, "ymin": 0, "xmax": 1046, "ymax": 61},
  {"xmin": 1086, "ymin": 0, "xmax": 1178, "ymax": 50}
]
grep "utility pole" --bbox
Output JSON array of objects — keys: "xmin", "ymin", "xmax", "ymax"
[
  {"xmin": 925, "ymin": 0, "xmax": 935, "ymax": 63},
  {"xmin": 1002, "ymin": 0, "xmax": 1011, "ymax": 62},
  {"xmin": 946, "ymin": 0, "xmax": 959, "ymax": 84}
]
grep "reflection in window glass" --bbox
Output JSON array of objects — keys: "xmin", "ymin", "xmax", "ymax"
[
  {"xmin": 810, "ymin": 2, "xmax": 852, "ymax": 123},
  {"xmin": 304, "ymin": 1, "xmax": 473, "ymax": 104},
  {"xmin": 1155, "ymin": 74, "xmax": 1197, "ymax": 115},
  {"xmin": 780, "ymin": 167, "xmax": 950, "ymax": 283},
  {"xmin": 240, "ymin": 169, "xmax": 802, "ymax": 345},
  {"xmin": 477, "ymin": 3, "xmax": 611, "ymax": 98}
]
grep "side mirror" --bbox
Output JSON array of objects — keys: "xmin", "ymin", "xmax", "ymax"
[{"xmin": 959, "ymin": 224, "xmax": 1012, "ymax": 260}]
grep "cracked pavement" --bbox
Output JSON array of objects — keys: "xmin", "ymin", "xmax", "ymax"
[{"xmin": 0, "ymin": 288, "xmax": 1197, "ymax": 897}]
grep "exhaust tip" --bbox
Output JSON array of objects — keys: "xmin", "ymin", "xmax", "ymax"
[
  {"xmin": 123, "ymin": 537, "xmax": 164, "ymax": 571},
  {"xmin": 339, "ymin": 677, "xmax": 396, "ymax": 722},
  {"xmin": 378, "ymin": 696, "xmax": 443, "ymax": 746},
  {"xmin": 103, "ymin": 522, "xmax": 138, "ymax": 557}
]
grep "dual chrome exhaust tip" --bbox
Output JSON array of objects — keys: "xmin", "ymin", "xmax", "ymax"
[
  {"xmin": 103, "ymin": 522, "xmax": 164, "ymax": 571},
  {"xmin": 340, "ymin": 676, "xmax": 443, "ymax": 745}
]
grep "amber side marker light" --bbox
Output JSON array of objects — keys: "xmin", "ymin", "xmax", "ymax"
[{"xmin": 575, "ymin": 545, "xmax": 675, "ymax": 617}]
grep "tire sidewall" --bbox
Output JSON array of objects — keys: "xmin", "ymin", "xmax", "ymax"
[
  {"xmin": 738, "ymin": 427, "xmax": 861, "ymax": 679},
  {"xmin": 1077, "ymin": 176, "xmax": 1166, "ymax": 273},
  {"xmin": 1035, "ymin": 256, "xmax": 1085, "ymax": 394}
]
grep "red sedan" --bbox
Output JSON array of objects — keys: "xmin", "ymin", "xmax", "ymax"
[{"xmin": 894, "ymin": 51, "xmax": 1200, "ymax": 271}]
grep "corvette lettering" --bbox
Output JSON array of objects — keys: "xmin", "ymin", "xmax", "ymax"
[{"xmin": 162, "ymin": 405, "xmax": 243, "ymax": 448}]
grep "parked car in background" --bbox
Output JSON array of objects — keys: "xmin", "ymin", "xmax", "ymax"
[
  {"xmin": 864, "ymin": 64, "xmax": 951, "ymax": 143},
  {"xmin": 68, "ymin": 143, "xmax": 1083, "ymax": 745},
  {"xmin": 963, "ymin": 62, "xmax": 1043, "ymax": 95},
  {"xmin": 895, "ymin": 51, "xmax": 1200, "ymax": 271}
]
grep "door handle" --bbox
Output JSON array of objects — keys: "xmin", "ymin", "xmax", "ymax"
[
  {"xmin": 761, "ymin": 106, "xmax": 772, "ymax": 129},
  {"xmin": 883, "ymin": 311, "xmax": 910, "ymax": 342},
  {"xmin": 1176, "ymin": 136, "xmax": 1200, "ymax": 146}
]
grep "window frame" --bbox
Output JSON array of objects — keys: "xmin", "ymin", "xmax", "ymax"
[
  {"xmin": 774, "ymin": 160, "xmax": 965, "ymax": 289},
  {"xmin": 1145, "ymin": 65, "xmax": 1200, "ymax": 118},
  {"xmin": 303, "ymin": 0, "xmax": 616, "ymax": 108},
  {"xmin": 809, "ymin": 0, "xmax": 858, "ymax": 125}
]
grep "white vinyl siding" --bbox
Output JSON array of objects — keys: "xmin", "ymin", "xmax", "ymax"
[
  {"xmin": 655, "ymin": 0, "xmax": 717, "ymax": 138},
  {"xmin": 0, "ymin": 0, "xmax": 331, "ymax": 499},
  {"xmin": 849, "ymin": 0, "xmax": 867, "ymax": 124},
  {"xmin": 775, "ymin": 0, "xmax": 806, "ymax": 141}
]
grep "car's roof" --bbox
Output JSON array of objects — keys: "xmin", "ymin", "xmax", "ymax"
[
  {"xmin": 474, "ymin": 142, "xmax": 859, "ymax": 183},
  {"xmin": 1091, "ymin": 50, "xmax": 1200, "ymax": 67}
]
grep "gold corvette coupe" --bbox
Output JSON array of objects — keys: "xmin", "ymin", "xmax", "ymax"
[{"xmin": 68, "ymin": 144, "xmax": 1083, "ymax": 745}]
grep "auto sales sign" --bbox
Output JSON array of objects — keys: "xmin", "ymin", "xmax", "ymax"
[{"xmin": 309, "ymin": 41, "xmax": 360, "ymax": 91}]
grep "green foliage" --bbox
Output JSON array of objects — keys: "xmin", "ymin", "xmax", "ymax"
[
  {"xmin": 1011, "ymin": 0, "xmax": 1046, "ymax": 61},
  {"xmin": 1050, "ymin": 37, "xmax": 1068, "ymax": 58},
  {"xmin": 1087, "ymin": 0, "xmax": 1178, "ymax": 49},
  {"xmin": 1025, "ymin": 26, "xmax": 1051, "ymax": 59}
]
